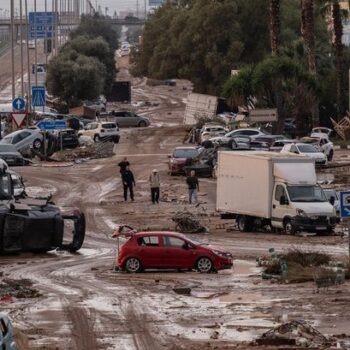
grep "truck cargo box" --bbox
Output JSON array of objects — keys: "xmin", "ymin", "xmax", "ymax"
[{"xmin": 216, "ymin": 151, "xmax": 315, "ymax": 219}]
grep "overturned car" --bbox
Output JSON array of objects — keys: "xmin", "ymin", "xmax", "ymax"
[{"xmin": 0, "ymin": 161, "xmax": 85, "ymax": 254}]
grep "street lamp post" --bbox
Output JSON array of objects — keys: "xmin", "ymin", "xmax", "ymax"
[{"xmin": 10, "ymin": 0, "xmax": 15, "ymax": 100}]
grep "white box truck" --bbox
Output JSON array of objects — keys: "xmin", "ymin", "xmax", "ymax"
[{"xmin": 217, "ymin": 151, "xmax": 337, "ymax": 235}]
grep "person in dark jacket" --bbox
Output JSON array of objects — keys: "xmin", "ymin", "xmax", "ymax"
[
  {"xmin": 122, "ymin": 166, "xmax": 135, "ymax": 201},
  {"xmin": 118, "ymin": 157, "xmax": 130, "ymax": 174},
  {"xmin": 186, "ymin": 170, "xmax": 199, "ymax": 204}
]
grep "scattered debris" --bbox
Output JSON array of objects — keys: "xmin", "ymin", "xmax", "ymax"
[
  {"xmin": 172, "ymin": 211, "xmax": 208, "ymax": 233},
  {"xmin": 257, "ymin": 320, "xmax": 335, "ymax": 348},
  {"xmin": 51, "ymin": 141, "xmax": 115, "ymax": 162},
  {"xmin": 0, "ymin": 279, "xmax": 40, "ymax": 299},
  {"xmin": 173, "ymin": 287, "xmax": 192, "ymax": 295}
]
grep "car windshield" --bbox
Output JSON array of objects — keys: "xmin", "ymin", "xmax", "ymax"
[
  {"xmin": 101, "ymin": 123, "xmax": 116, "ymax": 129},
  {"xmin": 297, "ymin": 144, "xmax": 318, "ymax": 153},
  {"xmin": 287, "ymin": 185, "xmax": 327, "ymax": 202},
  {"xmin": 186, "ymin": 236, "xmax": 204, "ymax": 246},
  {"xmin": 0, "ymin": 144, "xmax": 16, "ymax": 152},
  {"xmin": 173, "ymin": 149, "xmax": 199, "ymax": 158}
]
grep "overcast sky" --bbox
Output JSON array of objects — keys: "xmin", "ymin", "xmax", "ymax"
[{"xmin": 0, "ymin": 1, "xmax": 147, "ymax": 15}]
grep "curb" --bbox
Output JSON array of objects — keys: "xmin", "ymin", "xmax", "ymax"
[{"xmin": 334, "ymin": 145, "xmax": 350, "ymax": 150}]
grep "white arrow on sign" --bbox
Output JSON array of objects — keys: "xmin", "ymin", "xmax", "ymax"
[
  {"xmin": 12, "ymin": 113, "xmax": 27, "ymax": 128},
  {"xmin": 344, "ymin": 208, "xmax": 350, "ymax": 216}
]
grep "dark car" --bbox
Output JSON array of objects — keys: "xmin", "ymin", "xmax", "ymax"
[
  {"xmin": 53, "ymin": 129, "xmax": 79, "ymax": 149},
  {"xmin": 110, "ymin": 111, "xmax": 150, "ymax": 127},
  {"xmin": 168, "ymin": 146, "xmax": 202, "ymax": 175},
  {"xmin": 0, "ymin": 144, "xmax": 26, "ymax": 166},
  {"xmin": 118, "ymin": 231, "xmax": 233, "ymax": 273},
  {"xmin": 249, "ymin": 141, "xmax": 270, "ymax": 151},
  {"xmin": 252, "ymin": 135, "xmax": 285, "ymax": 147}
]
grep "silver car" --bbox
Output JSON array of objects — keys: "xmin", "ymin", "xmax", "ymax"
[
  {"xmin": 0, "ymin": 129, "xmax": 43, "ymax": 156},
  {"xmin": 0, "ymin": 313, "xmax": 17, "ymax": 350},
  {"xmin": 110, "ymin": 111, "xmax": 150, "ymax": 127}
]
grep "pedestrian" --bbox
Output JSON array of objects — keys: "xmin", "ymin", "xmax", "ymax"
[
  {"xmin": 149, "ymin": 169, "xmax": 160, "ymax": 204},
  {"xmin": 121, "ymin": 166, "xmax": 135, "ymax": 202},
  {"xmin": 186, "ymin": 170, "xmax": 199, "ymax": 204},
  {"xmin": 118, "ymin": 157, "xmax": 130, "ymax": 174}
]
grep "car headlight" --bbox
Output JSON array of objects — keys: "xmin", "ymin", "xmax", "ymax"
[
  {"xmin": 296, "ymin": 209, "xmax": 308, "ymax": 217},
  {"xmin": 212, "ymin": 250, "xmax": 232, "ymax": 258}
]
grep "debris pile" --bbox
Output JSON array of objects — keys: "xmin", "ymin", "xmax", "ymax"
[
  {"xmin": 0, "ymin": 279, "xmax": 40, "ymax": 300},
  {"xmin": 51, "ymin": 141, "xmax": 115, "ymax": 162},
  {"xmin": 172, "ymin": 211, "xmax": 208, "ymax": 233},
  {"xmin": 257, "ymin": 320, "xmax": 335, "ymax": 348}
]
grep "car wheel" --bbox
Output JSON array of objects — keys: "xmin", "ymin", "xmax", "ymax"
[
  {"xmin": 93, "ymin": 135, "xmax": 100, "ymax": 142},
  {"xmin": 328, "ymin": 150, "xmax": 333, "ymax": 161},
  {"xmin": 124, "ymin": 257, "xmax": 142, "ymax": 273},
  {"xmin": 284, "ymin": 219, "xmax": 295, "ymax": 235},
  {"xmin": 138, "ymin": 121, "xmax": 147, "ymax": 127},
  {"xmin": 33, "ymin": 138, "xmax": 42, "ymax": 150},
  {"xmin": 196, "ymin": 257, "xmax": 213, "ymax": 273}
]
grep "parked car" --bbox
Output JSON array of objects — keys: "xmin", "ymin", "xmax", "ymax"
[
  {"xmin": 53, "ymin": 129, "xmax": 79, "ymax": 149},
  {"xmin": 269, "ymin": 139, "xmax": 296, "ymax": 152},
  {"xmin": 300, "ymin": 136, "xmax": 334, "ymax": 161},
  {"xmin": 210, "ymin": 128, "xmax": 267, "ymax": 147},
  {"xmin": 284, "ymin": 118, "xmax": 296, "ymax": 133},
  {"xmin": 200, "ymin": 124, "xmax": 227, "ymax": 143},
  {"xmin": 111, "ymin": 111, "xmax": 150, "ymax": 127},
  {"xmin": 83, "ymin": 100, "xmax": 106, "ymax": 113},
  {"xmin": 323, "ymin": 188, "xmax": 340, "ymax": 217},
  {"xmin": 0, "ymin": 129, "xmax": 43, "ymax": 156},
  {"xmin": 117, "ymin": 231, "xmax": 233, "ymax": 273},
  {"xmin": 0, "ymin": 313, "xmax": 17, "ymax": 350},
  {"xmin": 0, "ymin": 144, "xmax": 27, "ymax": 166},
  {"xmin": 249, "ymin": 141, "xmax": 270, "ymax": 151},
  {"xmin": 252, "ymin": 135, "xmax": 285, "ymax": 147},
  {"xmin": 9, "ymin": 170, "xmax": 26, "ymax": 199},
  {"xmin": 78, "ymin": 122, "xmax": 120, "ymax": 143},
  {"xmin": 311, "ymin": 127, "xmax": 333, "ymax": 138},
  {"xmin": 280, "ymin": 143, "xmax": 327, "ymax": 165},
  {"xmin": 168, "ymin": 146, "xmax": 202, "ymax": 175}
]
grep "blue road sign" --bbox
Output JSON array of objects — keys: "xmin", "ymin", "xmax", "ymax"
[
  {"xmin": 36, "ymin": 120, "xmax": 66, "ymax": 130},
  {"xmin": 12, "ymin": 98, "xmax": 26, "ymax": 111},
  {"xmin": 29, "ymin": 12, "xmax": 58, "ymax": 39},
  {"xmin": 32, "ymin": 86, "xmax": 46, "ymax": 107},
  {"xmin": 340, "ymin": 191, "xmax": 350, "ymax": 218}
]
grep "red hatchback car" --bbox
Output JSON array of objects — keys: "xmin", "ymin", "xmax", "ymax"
[
  {"xmin": 168, "ymin": 147, "xmax": 202, "ymax": 175},
  {"xmin": 117, "ymin": 231, "xmax": 233, "ymax": 273}
]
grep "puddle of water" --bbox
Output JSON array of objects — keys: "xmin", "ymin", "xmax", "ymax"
[
  {"xmin": 220, "ymin": 292, "xmax": 264, "ymax": 303},
  {"xmin": 234, "ymin": 259, "xmax": 262, "ymax": 276}
]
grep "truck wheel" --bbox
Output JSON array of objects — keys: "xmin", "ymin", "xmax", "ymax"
[
  {"xmin": 328, "ymin": 150, "xmax": 334, "ymax": 161},
  {"xmin": 284, "ymin": 219, "xmax": 295, "ymax": 235},
  {"xmin": 237, "ymin": 216, "xmax": 252, "ymax": 232}
]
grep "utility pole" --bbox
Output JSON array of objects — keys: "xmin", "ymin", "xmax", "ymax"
[
  {"xmin": 136, "ymin": 0, "xmax": 139, "ymax": 18},
  {"xmin": 34, "ymin": 0, "xmax": 38, "ymax": 87},
  {"xmin": 45, "ymin": 0, "xmax": 48, "ymax": 65},
  {"xmin": 25, "ymin": 0, "xmax": 31, "ymax": 114},
  {"xmin": 10, "ymin": 0, "xmax": 15, "ymax": 100},
  {"xmin": 20, "ymin": 0, "xmax": 24, "ymax": 97}
]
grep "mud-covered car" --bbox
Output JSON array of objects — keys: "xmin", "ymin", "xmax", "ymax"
[
  {"xmin": 0, "ymin": 160, "xmax": 85, "ymax": 254},
  {"xmin": 0, "ymin": 313, "xmax": 17, "ymax": 350}
]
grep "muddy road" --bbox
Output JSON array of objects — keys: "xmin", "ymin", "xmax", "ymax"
[{"xmin": 1, "ymin": 56, "xmax": 350, "ymax": 349}]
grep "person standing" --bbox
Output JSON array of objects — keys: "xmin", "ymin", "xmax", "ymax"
[
  {"xmin": 122, "ymin": 166, "xmax": 135, "ymax": 202},
  {"xmin": 149, "ymin": 169, "xmax": 160, "ymax": 204},
  {"xmin": 118, "ymin": 157, "xmax": 130, "ymax": 174},
  {"xmin": 186, "ymin": 170, "xmax": 199, "ymax": 204}
]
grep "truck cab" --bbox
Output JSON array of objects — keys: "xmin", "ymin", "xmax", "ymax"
[{"xmin": 272, "ymin": 182, "xmax": 336, "ymax": 234}]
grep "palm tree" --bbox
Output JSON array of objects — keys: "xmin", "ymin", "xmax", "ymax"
[
  {"xmin": 332, "ymin": 0, "xmax": 344, "ymax": 117},
  {"xmin": 301, "ymin": 0, "xmax": 319, "ymax": 126},
  {"xmin": 269, "ymin": 0, "xmax": 281, "ymax": 55}
]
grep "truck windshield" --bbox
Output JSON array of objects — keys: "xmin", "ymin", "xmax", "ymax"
[{"xmin": 287, "ymin": 185, "xmax": 327, "ymax": 202}]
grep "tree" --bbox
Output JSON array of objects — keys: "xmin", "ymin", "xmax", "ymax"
[
  {"xmin": 63, "ymin": 35, "xmax": 116, "ymax": 94},
  {"xmin": 269, "ymin": 0, "xmax": 281, "ymax": 55},
  {"xmin": 332, "ymin": 0, "xmax": 345, "ymax": 117},
  {"xmin": 301, "ymin": 0, "xmax": 319, "ymax": 126},
  {"xmin": 46, "ymin": 52, "xmax": 105, "ymax": 106},
  {"xmin": 223, "ymin": 56, "xmax": 318, "ymax": 134}
]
